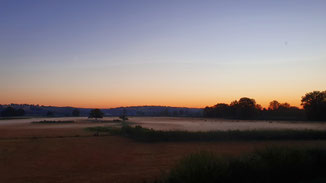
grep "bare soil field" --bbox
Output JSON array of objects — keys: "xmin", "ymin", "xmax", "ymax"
[{"xmin": 1, "ymin": 117, "xmax": 326, "ymax": 183}]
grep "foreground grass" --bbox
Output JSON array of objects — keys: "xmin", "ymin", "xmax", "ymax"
[
  {"xmin": 32, "ymin": 120, "xmax": 74, "ymax": 124},
  {"xmin": 86, "ymin": 125, "xmax": 326, "ymax": 142},
  {"xmin": 154, "ymin": 147, "xmax": 326, "ymax": 183}
]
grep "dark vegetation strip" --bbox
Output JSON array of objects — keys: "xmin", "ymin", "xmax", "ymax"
[
  {"xmin": 86, "ymin": 125, "xmax": 326, "ymax": 142},
  {"xmin": 153, "ymin": 147, "xmax": 326, "ymax": 183},
  {"xmin": 0, "ymin": 117, "xmax": 30, "ymax": 120},
  {"xmin": 31, "ymin": 120, "xmax": 74, "ymax": 124},
  {"xmin": 85, "ymin": 119, "xmax": 125, "ymax": 123},
  {"xmin": 0, "ymin": 134, "xmax": 111, "ymax": 141}
]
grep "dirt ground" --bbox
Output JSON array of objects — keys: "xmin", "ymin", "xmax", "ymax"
[{"xmin": 1, "ymin": 118, "xmax": 326, "ymax": 183}]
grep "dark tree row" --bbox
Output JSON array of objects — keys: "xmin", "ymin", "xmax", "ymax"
[
  {"xmin": 204, "ymin": 91, "xmax": 326, "ymax": 121},
  {"xmin": 1, "ymin": 107, "xmax": 25, "ymax": 117},
  {"xmin": 204, "ymin": 97, "xmax": 263, "ymax": 120},
  {"xmin": 88, "ymin": 108, "xmax": 129, "ymax": 121}
]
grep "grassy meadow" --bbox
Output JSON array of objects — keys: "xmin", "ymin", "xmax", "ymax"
[
  {"xmin": 154, "ymin": 147, "xmax": 326, "ymax": 183},
  {"xmin": 1, "ymin": 117, "xmax": 326, "ymax": 183}
]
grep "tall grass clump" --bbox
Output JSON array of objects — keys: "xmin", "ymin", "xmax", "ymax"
[{"xmin": 157, "ymin": 147, "xmax": 326, "ymax": 183}]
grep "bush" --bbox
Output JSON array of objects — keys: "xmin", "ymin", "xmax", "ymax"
[{"xmin": 32, "ymin": 120, "xmax": 74, "ymax": 124}]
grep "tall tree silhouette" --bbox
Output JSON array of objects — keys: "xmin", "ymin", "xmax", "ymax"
[
  {"xmin": 72, "ymin": 109, "xmax": 80, "ymax": 117},
  {"xmin": 203, "ymin": 97, "xmax": 305, "ymax": 120},
  {"xmin": 1, "ymin": 107, "xmax": 15, "ymax": 117},
  {"xmin": 234, "ymin": 97, "xmax": 257, "ymax": 119},
  {"xmin": 119, "ymin": 108, "xmax": 128, "ymax": 121},
  {"xmin": 15, "ymin": 108, "xmax": 25, "ymax": 116},
  {"xmin": 301, "ymin": 91, "xmax": 326, "ymax": 120},
  {"xmin": 269, "ymin": 100, "xmax": 280, "ymax": 110},
  {"xmin": 89, "ymin": 109, "xmax": 104, "ymax": 120}
]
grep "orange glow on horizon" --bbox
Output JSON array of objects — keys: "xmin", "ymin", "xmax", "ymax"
[
  {"xmin": 0, "ymin": 85, "xmax": 311, "ymax": 109},
  {"xmin": 0, "ymin": 96, "xmax": 303, "ymax": 109}
]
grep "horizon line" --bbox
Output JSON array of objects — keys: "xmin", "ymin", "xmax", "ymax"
[
  {"xmin": 0, "ymin": 102, "xmax": 302, "ymax": 110},
  {"xmin": 0, "ymin": 103, "xmax": 205, "ymax": 109}
]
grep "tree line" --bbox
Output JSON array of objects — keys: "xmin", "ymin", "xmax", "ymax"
[
  {"xmin": 88, "ymin": 108, "xmax": 129, "ymax": 121},
  {"xmin": 0, "ymin": 107, "xmax": 81, "ymax": 117},
  {"xmin": 1, "ymin": 90, "xmax": 325, "ymax": 121},
  {"xmin": 204, "ymin": 90, "xmax": 326, "ymax": 121},
  {"xmin": 1, "ymin": 107, "xmax": 25, "ymax": 117}
]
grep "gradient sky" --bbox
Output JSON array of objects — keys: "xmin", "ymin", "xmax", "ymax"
[{"xmin": 1, "ymin": 0, "xmax": 325, "ymax": 108}]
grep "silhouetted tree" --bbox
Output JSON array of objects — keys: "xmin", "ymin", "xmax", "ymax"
[
  {"xmin": 203, "ymin": 95, "xmax": 308, "ymax": 121},
  {"xmin": 15, "ymin": 108, "xmax": 25, "ymax": 116},
  {"xmin": 212, "ymin": 103, "xmax": 230, "ymax": 117},
  {"xmin": 89, "ymin": 109, "xmax": 104, "ymax": 120},
  {"xmin": 173, "ymin": 110, "xmax": 178, "ymax": 116},
  {"xmin": 301, "ymin": 91, "xmax": 326, "ymax": 120},
  {"xmin": 203, "ymin": 106, "xmax": 214, "ymax": 118},
  {"xmin": 269, "ymin": 100, "xmax": 280, "ymax": 110},
  {"xmin": 229, "ymin": 100, "xmax": 239, "ymax": 117},
  {"xmin": 119, "ymin": 108, "xmax": 128, "ymax": 121},
  {"xmin": 160, "ymin": 108, "xmax": 170, "ymax": 116},
  {"xmin": 204, "ymin": 98, "xmax": 259, "ymax": 119},
  {"xmin": 255, "ymin": 104, "xmax": 262, "ymax": 111},
  {"xmin": 72, "ymin": 109, "xmax": 80, "ymax": 117},
  {"xmin": 231, "ymin": 97, "xmax": 258, "ymax": 119},
  {"xmin": 1, "ymin": 107, "xmax": 16, "ymax": 117},
  {"xmin": 263, "ymin": 100, "xmax": 305, "ymax": 120},
  {"xmin": 46, "ymin": 111, "xmax": 54, "ymax": 117},
  {"xmin": 280, "ymin": 102, "xmax": 290, "ymax": 109},
  {"xmin": 179, "ymin": 110, "xmax": 184, "ymax": 116}
]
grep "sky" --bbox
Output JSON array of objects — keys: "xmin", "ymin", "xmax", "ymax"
[{"xmin": 0, "ymin": 0, "xmax": 325, "ymax": 108}]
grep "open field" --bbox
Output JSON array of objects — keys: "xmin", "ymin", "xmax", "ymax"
[
  {"xmin": 87, "ymin": 125, "xmax": 326, "ymax": 142},
  {"xmin": 1, "ymin": 117, "xmax": 326, "ymax": 131},
  {"xmin": 1, "ymin": 117, "xmax": 326, "ymax": 183}
]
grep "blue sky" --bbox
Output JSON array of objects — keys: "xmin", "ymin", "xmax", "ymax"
[{"xmin": 1, "ymin": 0, "xmax": 325, "ymax": 108}]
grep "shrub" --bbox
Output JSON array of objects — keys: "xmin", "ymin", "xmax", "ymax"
[{"xmin": 32, "ymin": 120, "xmax": 74, "ymax": 124}]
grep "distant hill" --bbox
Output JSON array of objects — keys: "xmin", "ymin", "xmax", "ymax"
[
  {"xmin": 0, "ymin": 104, "xmax": 203, "ymax": 117},
  {"xmin": 105, "ymin": 106, "xmax": 202, "ymax": 117}
]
